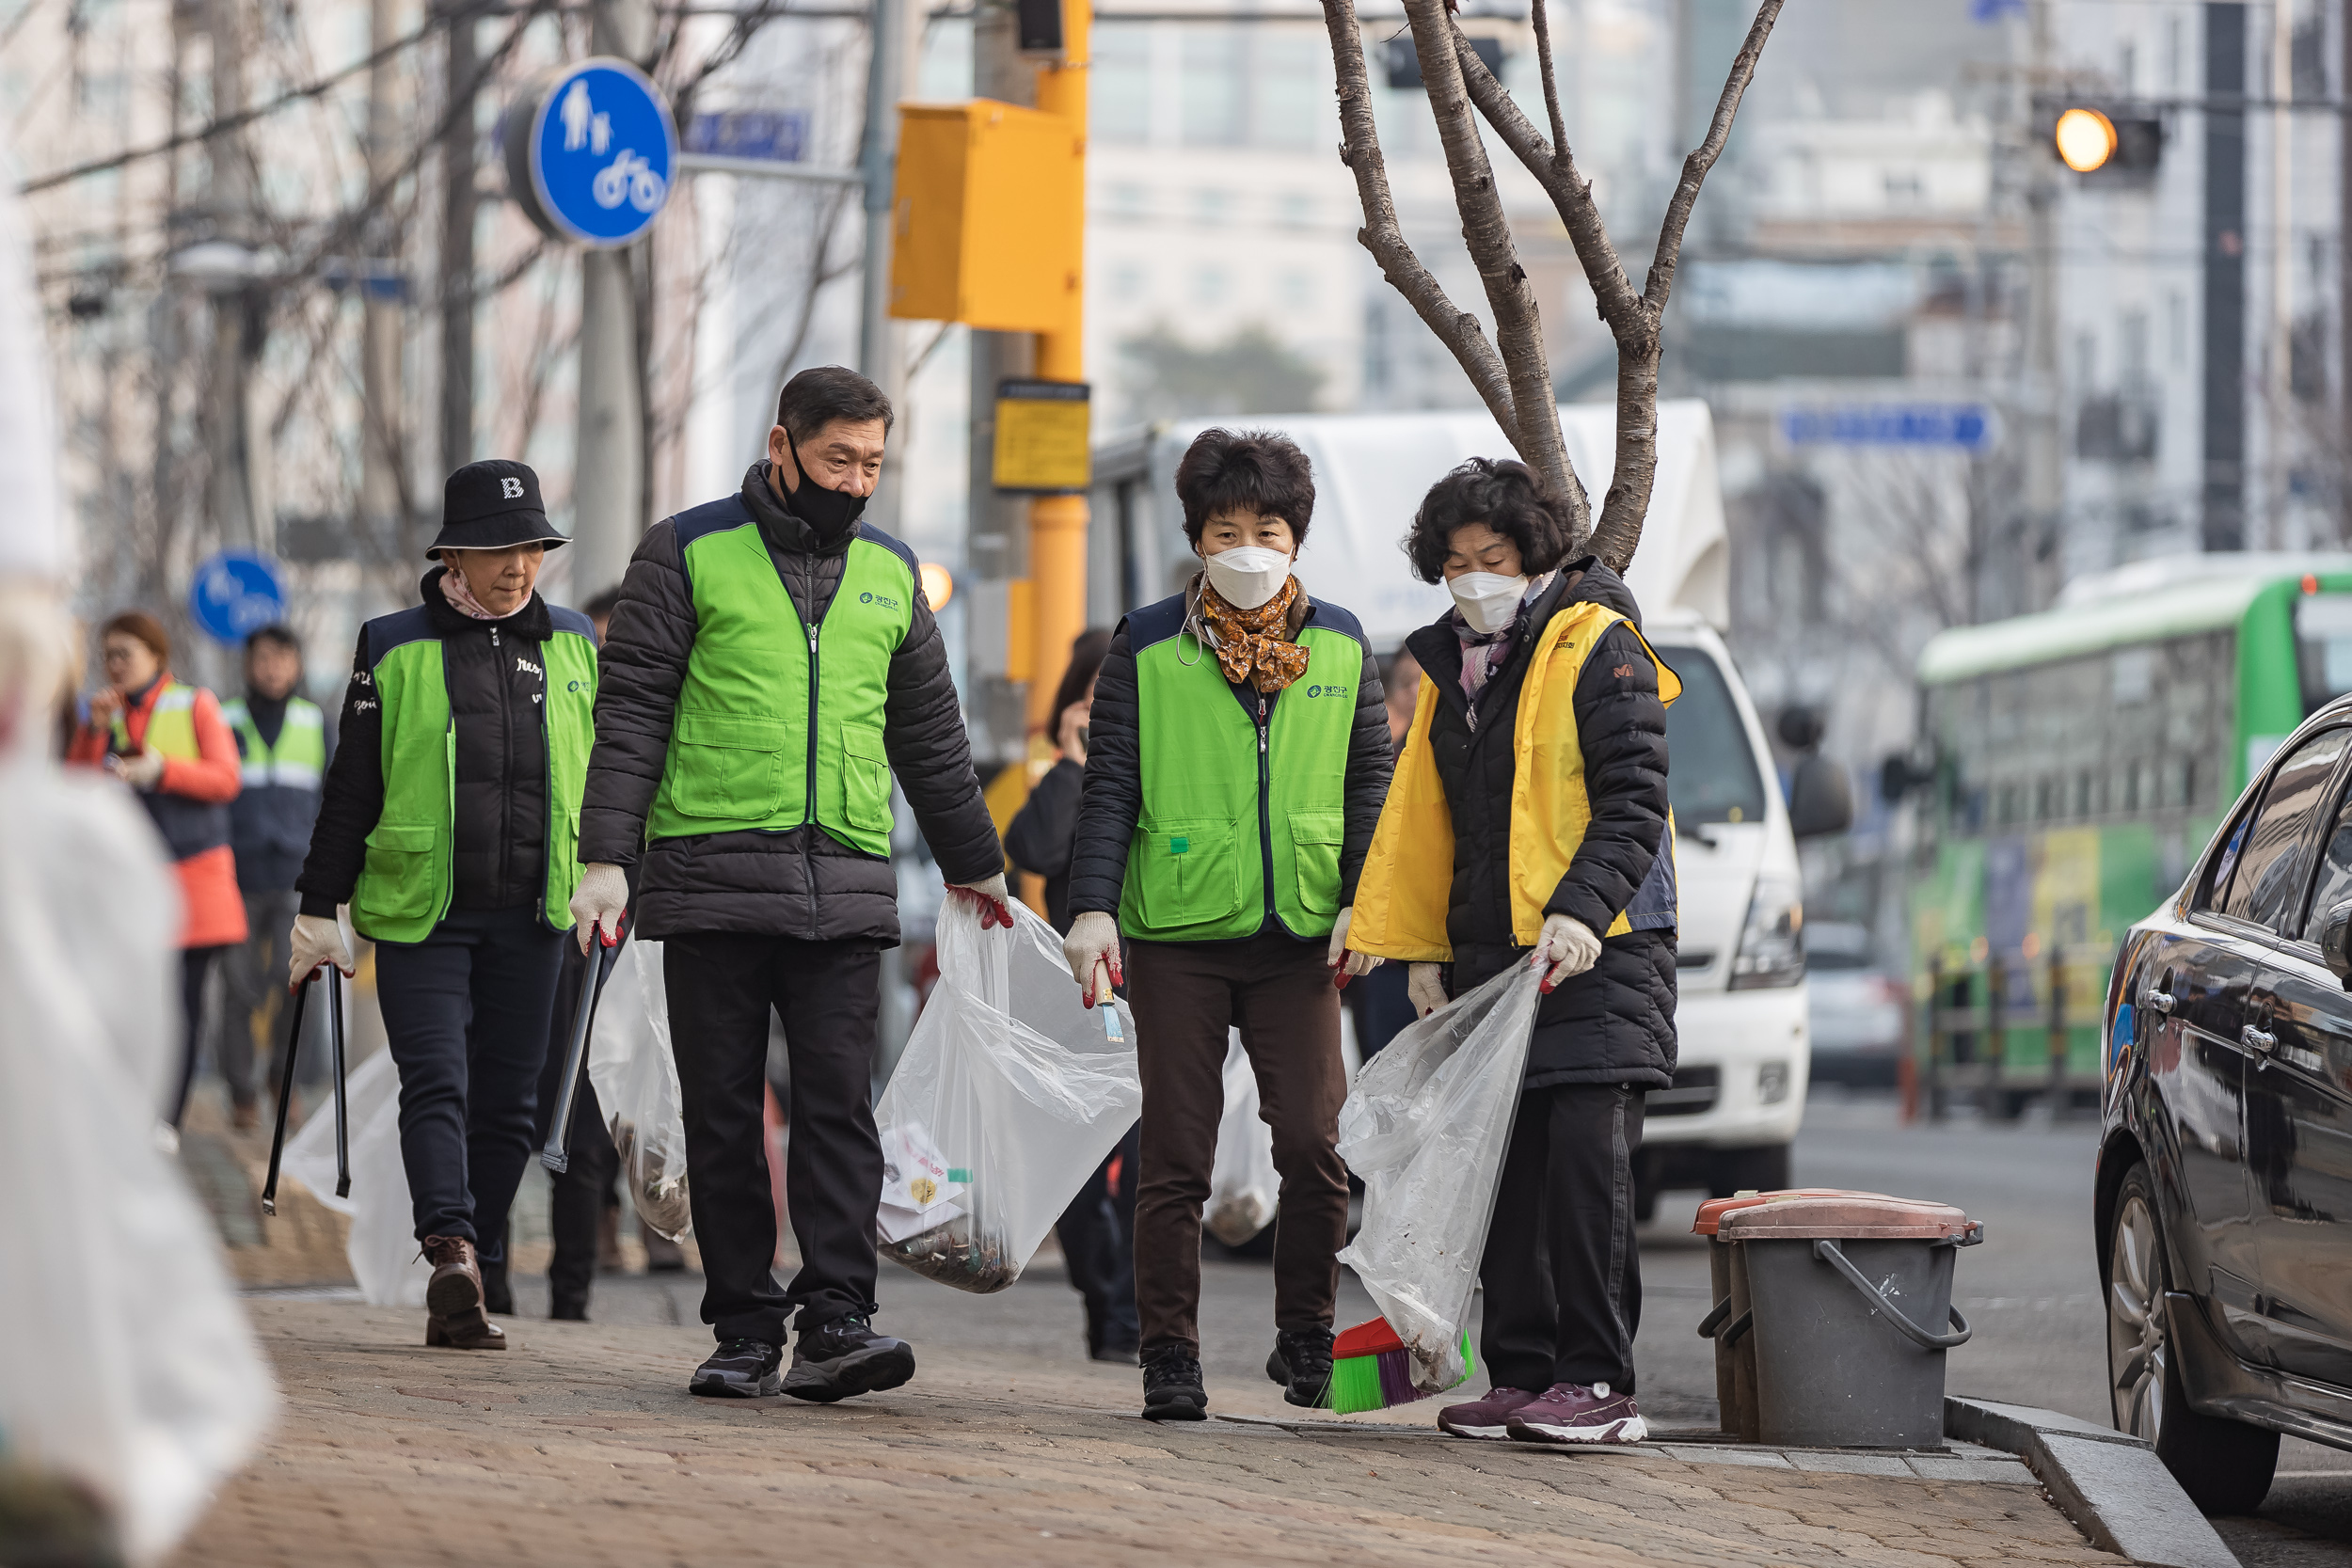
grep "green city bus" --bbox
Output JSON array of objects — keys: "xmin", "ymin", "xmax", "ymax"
[{"xmin": 1907, "ymin": 557, "xmax": 2352, "ymax": 1115}]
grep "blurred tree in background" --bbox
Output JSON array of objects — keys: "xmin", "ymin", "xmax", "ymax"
[{"xmin": 1116, "ymin": 323, "xmax": 1326, "ymax": 423}]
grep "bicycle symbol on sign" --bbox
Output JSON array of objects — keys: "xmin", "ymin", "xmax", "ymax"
[{"xmin": 592, "ymin": 149, "xmax": 666, "ymax": 214}]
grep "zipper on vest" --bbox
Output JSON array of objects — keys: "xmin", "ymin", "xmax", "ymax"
[
  {"xmin": 802, "ymin": 619, "xmax": 821, "ymax": 941},
  {"xmin": 1257, "ymin": 694, "xmax": 1276, "ymax": 926},
  {"xmin": 491, "ymin": 624, "xmax": 512, "ymax": 902}
]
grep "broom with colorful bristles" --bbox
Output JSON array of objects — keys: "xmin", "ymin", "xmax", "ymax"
[{"xmin": 1325, "ymin": 1317, "xmax": 1476, "ymax": 1414}]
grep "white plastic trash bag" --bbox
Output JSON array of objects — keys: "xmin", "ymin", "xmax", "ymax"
[
  {"xmin": 281, "ymin": 1038, "xmax": 429, "ymax": 1307},
  {"xmin": 1205, "ymin": 1033, "xmax": 1277, "ymax": 1246},
  {"xmin": 876, "ymin": 897, "xmax": 1142, "ymax": 1291},
  {"xmin": 1335, "ymin": 961, "xmax": 1545, "ymax": 1396},
  {"xmin": 586, "ymin": 939, "xmax": 691, "ymax": 1241}
]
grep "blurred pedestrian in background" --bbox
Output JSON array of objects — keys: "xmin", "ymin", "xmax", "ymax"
[
  {"xmin": 1347, "ymin": 457, "xmax": 1677, "ymax": 1448},
  {"xmin": 1007, "ymin": 626, "xmax": 1142, "ymax": 1364},
  {"xmin": 215, "ymin": 624, "xmax": 333, "ymax": 1132},
  {"xmin": 67, "ymin": 609, "xmax": 247, "ymax": 1129},
  {"xmin": 1062, "ymin": 428, "xmax": 1391, "ymax": 1421},
  {"xmin": 293, "ymin": 460, "xmax": 598, "ymax": 1353},
  {"xmin": 1341, "ymin": 642, "xmax": 1422, "ymax": 1067}
]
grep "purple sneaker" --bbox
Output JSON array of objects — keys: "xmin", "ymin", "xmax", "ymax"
[
  {"xmin": 1505, "ymin": 1382, "xmax": 1647, "ymax": 1445},
  {"xmin": 1437, "ymin": 1386, "xmax": 1541, "ymax": 1440}
]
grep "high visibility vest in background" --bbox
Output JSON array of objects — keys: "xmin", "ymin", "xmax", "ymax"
[
  {"xmin": 115, "ymin": 680, "xmax": 233, "ymax": 861},
  {"xmin": 348, "ymin": 608, "xmax": 599, "ymax": 942},
  {"xmin": 1115, "ymin": 592, "xmax": 1366, "ymax": 944},
  {"xmin": 221, "ymin": 696, "xmax": 327, "ymax": 790},
  {"xmin": 647, "ymin": 498, "xmax": 923, "ymax": 858}
]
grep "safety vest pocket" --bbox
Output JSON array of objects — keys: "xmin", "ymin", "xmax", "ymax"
[
  {"xmin": 841, "ymin": 722, "xmax": 894, "ymax": 834},
  {"xmin": 1287, "ymin": 810, "xmax": 1344, "ymax": 917},
  {"xmin": 1133, "ymin": 817, "xmax": 1244, "ymax": 931},
  {"xmin": 667, "ymin": 712, "xmax": 790, "ymax": 820},
  {"xmin": 358, "ymin": 820, "xmax": 439, "ymax": 923}
]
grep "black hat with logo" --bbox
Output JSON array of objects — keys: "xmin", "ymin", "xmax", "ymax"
[{"xmin": 426, "ymin": 459, "xmax": 570, "ymax": 558}]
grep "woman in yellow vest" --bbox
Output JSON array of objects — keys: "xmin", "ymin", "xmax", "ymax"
[
  {"xmin": 67, "ymin": 610, "xmax": 249, "ymax": 1128},
  {"xmin": 1346, "ymin": 457, "xmax": 1679, "ymax": 1448}
]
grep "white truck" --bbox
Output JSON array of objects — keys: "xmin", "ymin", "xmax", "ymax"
[{"xmin": 1089, "ymin": 401, "xmax": 1844, "ymax": 1207}]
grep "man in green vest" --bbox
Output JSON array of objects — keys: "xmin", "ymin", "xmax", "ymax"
[
  {"xmin": 1061, "ymin": 428, "xmax": 1393, "ymax": 1421},
  {"xmin": 215, "ymin": 625, "xmax": 333, "ymax": 1131},
  {"xmin": 573, "ymin": 365, "xmax": 1009, "ymax": 1402},
  {"xmin": 292, "ymin": 460, "xmax": 597, "ymax": 1353}
]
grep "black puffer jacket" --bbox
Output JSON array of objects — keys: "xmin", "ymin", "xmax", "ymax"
[
  {"xmin": 298, "ymin": 569, "xmax": 566, "ymax": 919},
  {"xmin": 578, "ymin": 463, "xmax": 1001, "ymax": 943},
  {"xmin": 1004, "ymin": 756, "xmax": 1082, "ymax": 935},
  {"xmin": 1407, "ymin": 559, "xmax": 1676, "ymax": 1089}
]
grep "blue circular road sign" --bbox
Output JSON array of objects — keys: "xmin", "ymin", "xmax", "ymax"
[
  {"xmin": 189, "ymin": 550, "xmax": 287, "ymax": 643},
  {"xmin": 516, "ymin": 58, "xmax": 677, "ymax": 247}
]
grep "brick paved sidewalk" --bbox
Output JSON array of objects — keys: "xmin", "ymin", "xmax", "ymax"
[{"xmin": 176, "ymin": 1301, "xmax": 2122, "ymax": 1568}]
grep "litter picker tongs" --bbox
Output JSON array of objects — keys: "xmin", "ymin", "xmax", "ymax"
[
  {"xmin": 261, "ymin": 963, "xmax": 350, "ymax": 1214},
  {"xmin": 540, "ymin": 922, "xmax": 624, "ymax": 1175}
]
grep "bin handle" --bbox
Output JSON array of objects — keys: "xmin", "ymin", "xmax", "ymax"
[
  {"xmin": 1720, "ymin": 1309, "xmax": 1754, "ymax": 1348},
  {"xmin": 1697, "ymin": 1298, "xmax": 1731, "ymax": 1338},
  {"xmin": 1812, "ymin": 1238, "xmax": 1974, "ymax": 1350}
]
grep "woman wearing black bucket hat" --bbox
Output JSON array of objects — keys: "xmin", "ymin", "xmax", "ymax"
[{"xmin": 291, "ymin": 460, "xmax": 601, "ymax": 1351}]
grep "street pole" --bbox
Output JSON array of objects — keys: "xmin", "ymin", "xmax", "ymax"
[
  {"xmin": 2022, "ymin": 0, "xmax": 2060, "ymax": 610},
  {"xmin": 2269, "ymin": 0, "xmax": 2292, "ymax": 551},
  {"xmin": 571, "ymin": 0, "xmax": 656, "ymax": 596},
  {"xmin": 858, "ymin": 0, "xmax": 910, "ymax": 534},
  {"xmin": 362, "ymin": 0, "xmax": 403, "ymax": 552},
  {"xmin": 441, "ymin": 0, "xmax": 478, "ymax": 481},
  {"xmin": 1024, "ymin": 0, "xmax": 1089, "ymax": 729},
  {"xmin": 206, "ymin": 0, "xmax": 257, "ymax": 551}
]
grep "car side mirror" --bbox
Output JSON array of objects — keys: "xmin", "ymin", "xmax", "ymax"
[
  {"xmin": 2322, "ymin": 899, "xmax": 2352, "ymax": 989},
  {"xmin": 1788, "ymin": 753, "xmax": 1854, "ymax": 839}
]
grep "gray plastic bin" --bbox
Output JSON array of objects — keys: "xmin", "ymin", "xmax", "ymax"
[
  {"xmin": 1722, "ymin": 1194, "xmax": 1981, "ymax": 1449},
  {"xmin": 1694, "ymin": 1190, "xmax": 1893, "ymax": 1442}
]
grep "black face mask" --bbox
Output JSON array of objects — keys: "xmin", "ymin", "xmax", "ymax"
[{"xmin": 783, "ymin": 431, "xmax": 869, "ymax": 538}]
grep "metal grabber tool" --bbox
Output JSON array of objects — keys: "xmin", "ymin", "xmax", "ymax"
[
  {"xmin": 261, "ymin": 964, "xmax": 351, "ymax": 1212},
  {"xmin": 540, "ymin": 920, "xmax": 623, "ymax": 1175}
]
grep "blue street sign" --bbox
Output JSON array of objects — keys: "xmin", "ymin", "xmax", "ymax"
[
  {"xmin": 1780, "ymin": 404, "xmax": 1999, "ymax": 453},
  {"xmin": 188, "ymin": 550, "xmax": 286, "ymax": 643},
  {"xmin": 520, "ymin": 58, "xmax": 677, "ymax": 247},
  {"xmin": 684, "ymin": 109, "xmax": 808, "ymax": 165}
]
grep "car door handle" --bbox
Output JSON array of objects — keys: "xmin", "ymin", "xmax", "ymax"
[
  {"xmin": 2142, "ymin": 990, "xmax": 2176, "ymax": 1015},
  {"xmin": 2242, "ymin": 1024, "xmax": 2277, "ymax": 1053}
]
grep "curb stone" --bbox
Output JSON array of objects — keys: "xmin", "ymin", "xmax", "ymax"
[{"xmin": 1945, "ymin": 1396, "xmax": 2241, "ymax": 1568}]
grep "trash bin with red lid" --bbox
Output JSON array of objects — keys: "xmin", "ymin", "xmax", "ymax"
[
  {"xmin": 1720, "ymin": 1194, "xmax": 1981, "ymax": 1448},
  {"xmin": 1692, "ymin": 1190, "xmax": 1890, "ymax": 1441}
]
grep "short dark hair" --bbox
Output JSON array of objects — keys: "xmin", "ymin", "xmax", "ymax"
[
  {"xmin": 1173, "ymin": 428, "xmax": 1315, "ymax": 546},
  {"xmin": 582, "ymin": 587, "xmax": 625, "ymax": 624},
  {"xmin": 775, "ymin": 366, "xmax": 894, "ymax": 445},
  {"xmin": 1405, "ymin": 457, "xmax": 1574, "ymax": 585},
  {"xmin": 1050, "ymin": 627, "xmax": 1113, "ymax": 741},
  {"xmin": 245, "ymin": 624, "xmax": 300, "ymax": 657},
  {"xmin": 100, "ymin": 610, "xmax": 169, "ymax": 665}
]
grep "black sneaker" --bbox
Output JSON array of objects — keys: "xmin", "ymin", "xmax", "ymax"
[
  {"xmin": 781, "ymin": 1315, "xmax": 915, "ymax": 1403},
  {"xmin": 1266, "ymin": 1326, "xmax": 1333, "ymax": 1408},
  {"xmin": 1140, "ymin": 1345, "xmax": 1208, "ymax": 1421},
  {"xmin": 690, "ymin": 1337, "xmax": 783, "ymax": 1399},
  {"xmin": 481, "ymin": 1259, "xmax": 514, "ymax": 1317}
]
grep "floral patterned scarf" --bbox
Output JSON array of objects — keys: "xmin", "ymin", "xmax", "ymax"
[{"xmin": 1198, "ymin": 576, "xmax": 1311, "ymax": 693}]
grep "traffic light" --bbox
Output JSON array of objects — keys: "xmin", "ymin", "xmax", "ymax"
[{"xmin": 2046, "ymin": 103, "xmax": 2163, "ymax": 180}]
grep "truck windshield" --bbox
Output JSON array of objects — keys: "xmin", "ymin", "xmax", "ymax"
[{"xmin": 1653, "ymin": 644, "xmax": 1768, "ymax": 826}]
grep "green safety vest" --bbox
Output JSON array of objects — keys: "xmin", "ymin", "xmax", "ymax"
[
  {"xmin": 114, "ymin": 680, "xmax": 231, "ymax": 860},
  {"xmin": 647, "ymin": 499, "xmax": 920, "ymax": 857},
  {"xmin": 221, "ymin": 695, "xmax": 327, "ymax": 790},
  {"xmin": 1117, "ymin": 591, "xmax": 1367, "ymax": 942},
  {"xmin": 348, "ymin": 604, "xmax": 600, "ymax": 942}
]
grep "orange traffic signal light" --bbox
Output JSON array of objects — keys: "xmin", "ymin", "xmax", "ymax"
[{"xmin": 2055, "ymin": 107, "xmax": 2119, "ymax": 173}]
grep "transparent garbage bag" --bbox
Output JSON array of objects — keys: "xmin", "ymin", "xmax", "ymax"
[
  {"xmin": 586, "ymin": 939, "xmax": 691, "ymax": 1242},
  {"xmin": 876, "ymin": 896, "xmax": 1142, "ymax": 1291},
  {"xmin": 1205, "ymin": 1033, "xmax": 1277, "ymax": 1246},
  {"xmin": 1334, "ymin": 961, "xmax": 1545, "ymax": 1396},
  {"xmin": 281, "ymin": 1039, "xmax": 428, "ymax": 1307},
  {"xmin": 0, "ymin": 758, "xmax": 275, "ymax": 1563}
]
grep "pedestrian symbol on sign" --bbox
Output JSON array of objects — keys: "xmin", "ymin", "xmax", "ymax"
[{"xmin": 506, "ymin": 58, "xmax": 677, "ymax": 248}]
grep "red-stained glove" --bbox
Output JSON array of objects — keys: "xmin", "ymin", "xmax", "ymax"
[{"xmin": 947, "ymin": 873, "xmax": 1016, "ymax": 930}]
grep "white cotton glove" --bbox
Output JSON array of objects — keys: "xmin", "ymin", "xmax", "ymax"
[
  {"xmin": 946, "ymin": 871, "xmax": 1016, "ymax": 930},
  {"xmin": 1532, "ymin": 912, "xmax": 1602, "ymax": 992},
  {"xmin": 569, "ymin": 862, "xmax": 630, "ymax": 953},
  {"xmin": 110, "ymin": 746, "xmax": 166, "ymax": 789},
  {"xmin": 1326, "ymin": 906, "xmax": 1380, "ymax": 989},
  {"xmin": 1062, "ymin": 910, "xmax": 1123, "ymax": 1008},
  {"xmin": 1407, "ymin": 962, "xmax": 1448, "ymax": 1019},
  {"xmin": 288, "ymin": 909, "xmax": 356, "ymax": 988}
]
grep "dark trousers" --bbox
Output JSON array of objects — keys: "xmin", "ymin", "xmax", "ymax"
[
  {"xmin": 1056, "ymin": 1121, "xmax": 1141, "ymax": 1354},
  {"xmin": 664, "ymin": 933, "xmax": 882, "ymax": 1345},
  {"xmin": 373, "ymin": 905, "xmax": 565, "ymax": 1262},
  {"xmin": 1128, "ymin": 933, "xmax": 1350, "ymax": 1354},
  {"xmin": 1343, "ymin": 959, "xmax": 1417, "ymax": 1064},
  {"xmin": 1477, "ymin": 1082, "xmax": 1645, "ymax": 1395},
  {"xmin": 170, "ymin": 945, "xmax": 230, "ymax": 1129},
  {"xmin": 215, "ymin": 888, "xmax": 326, "ymax": 1105},
  {"xmin": 535, "ymin": 939, "xmax": 623, "ymax": 1312}
]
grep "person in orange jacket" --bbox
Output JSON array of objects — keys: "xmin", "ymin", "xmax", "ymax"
[{"xmin": 67, "ymin": 610, "xmax": 248, "ymax": 1126}]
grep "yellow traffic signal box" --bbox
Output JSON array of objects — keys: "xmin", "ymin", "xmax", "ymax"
[{"xmin": 890, "ymin": 101, "xmax": 1083, "ymax": 335}]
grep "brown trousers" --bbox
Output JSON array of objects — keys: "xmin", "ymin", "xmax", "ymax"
[{"xmin": 1129, "ymin": 932, "xmax": 1351, "ymax": 1354}]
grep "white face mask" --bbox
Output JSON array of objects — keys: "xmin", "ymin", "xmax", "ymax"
[
  {"xmin": 1201, "ymin": 545, "xmax": 1294, "ymax": 611},
  {"xmin": 1449, "ymin": 571, "xmax": 1528, "ymax": 634}
]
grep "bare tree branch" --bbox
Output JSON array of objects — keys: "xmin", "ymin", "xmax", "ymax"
[
  {"xmin": 1644, "ymin": 0, "xmax": 1780, "ymax": 316},
  {"xmin": 1526, "ymin": 0, "xmax": 1566, "ymax": 189},
  {"xmin": 1318, "ymin": 0, "xmax": 1520, "ymax": 451}
]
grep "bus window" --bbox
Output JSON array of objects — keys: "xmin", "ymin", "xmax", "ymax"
[{"xmin": 1652, "ymin": 644, "xmax": 1767, "ymax": 826}]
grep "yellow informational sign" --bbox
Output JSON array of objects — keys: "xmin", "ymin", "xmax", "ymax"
[
  {"xmin": 993, "ymin": 379, "xmax": 1091, "ymax": 492},
  {"xmin": 890, "ymin": 101, "xmax": 1083, "ymax": 335}
]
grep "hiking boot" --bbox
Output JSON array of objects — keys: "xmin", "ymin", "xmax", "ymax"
[
  {"xmin": 1265, "ymin": 1327, "xmax": 1334, "ymax": 1409},
  {"xmin": 421, "ymin": 1236, "xmax": 502, "ymax": 1350},
  {"xmin": 691, "ymin": 1338, "xmax": 783, "ymax": 1399},
  {"xmin": 782, "ymin": 1316, "xmax": 915, "ymax": 1403},
  {"xmin": 1140, "ymin": 1345, "xmax": 1207, "ymax": 1421},
  {"xmin": 1505, "ymin": 1382, "xmax": 1646, "ymax": 1445},
  {"xmin": 1438, "ymin": 1386, "xmax": 1541, "ymax": 1440}
]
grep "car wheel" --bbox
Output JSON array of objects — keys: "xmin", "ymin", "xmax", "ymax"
[{"xmin": 2106, "ymin": 1163, "xmax": 2279, "ymax": 1513}]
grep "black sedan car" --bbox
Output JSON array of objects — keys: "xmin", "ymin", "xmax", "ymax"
[{"xmin": 2100, "ymin": 697, "xmax": 2352, "ymax": 1513}]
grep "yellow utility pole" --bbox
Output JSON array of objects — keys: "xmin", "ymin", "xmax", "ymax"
[{"xmin": 1025, "ymin": 0, "xmax": 1089, "ymax": 730}]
